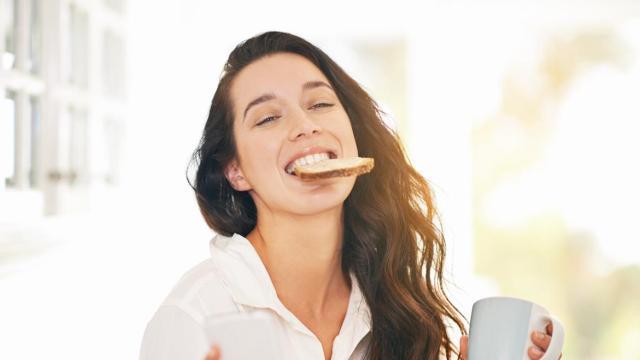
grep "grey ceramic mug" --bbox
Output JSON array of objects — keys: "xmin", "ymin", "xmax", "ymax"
[{"xmin": 468, "ymin": 297, "xmax": 564, "ymax": 360}]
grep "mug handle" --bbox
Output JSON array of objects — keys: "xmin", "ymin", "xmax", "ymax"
[{"xmin": 538, "ymin": 315, "xmax": 565, "ymax": 360}]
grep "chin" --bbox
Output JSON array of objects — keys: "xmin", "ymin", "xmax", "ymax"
[
  {"xmin": 290, "ymin": 180, "xmax": 354, "ymax": 215},
  {"xmin": 291, "ymin": 201, "xmax": 344, "ymax": 216}
]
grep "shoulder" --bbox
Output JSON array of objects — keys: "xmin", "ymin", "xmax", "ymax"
[{"xmin": 158, "ymin": 258, "xmax": 239, "ymax": 324}]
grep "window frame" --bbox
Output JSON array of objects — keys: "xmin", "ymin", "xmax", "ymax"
[{"xmin": 0, "ymin": 0, "xmax": 127, "ymax": 215}]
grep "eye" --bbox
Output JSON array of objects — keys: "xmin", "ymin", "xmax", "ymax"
[
  {"xmin": 310, "ymin": 102, "xmax": 334, "ymax": 110},
  {"xmin": 256, "ymin": 115, "xmax": 279, "ymax": 127}
]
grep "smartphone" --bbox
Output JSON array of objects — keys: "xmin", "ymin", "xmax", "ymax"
[{"xmin": 203, "ymin": 311, "xmax": 284, "ymax": 360}]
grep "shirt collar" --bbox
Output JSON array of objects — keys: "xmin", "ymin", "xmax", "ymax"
[
  {"xmin": 209, "ymin": 233, "xmax": 277, "ymax": 308},
  {"xmin": 209, "ymin": 233, "xmax": 371, "ymax": 336}
]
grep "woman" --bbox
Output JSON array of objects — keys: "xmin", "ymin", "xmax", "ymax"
[{"xmin": 140, "ymin": 31, "xmax": 558, "ymax": 360}]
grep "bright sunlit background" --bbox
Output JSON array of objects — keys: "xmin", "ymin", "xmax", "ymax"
[{"xmin": 1, "ymin": 0, "xmax": 639, "ymax": 359}]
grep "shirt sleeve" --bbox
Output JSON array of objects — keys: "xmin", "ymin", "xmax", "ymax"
[{"xmin": 139, "ymin": 305, "xmax": 209, "ymax": 360}]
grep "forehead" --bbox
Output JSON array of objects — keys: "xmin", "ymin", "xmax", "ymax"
[{"xmin": 230, "ymin": 53, "xmax": 331, "ymax": 108}]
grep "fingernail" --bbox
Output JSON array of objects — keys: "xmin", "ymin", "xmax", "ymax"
[
  {"xmin": 535, "ymin": 331, "xmax": 546, "ymax": 340},
  {"xmin": 531, "ymin": 347, "xmax": 543, "ymax": 356}
]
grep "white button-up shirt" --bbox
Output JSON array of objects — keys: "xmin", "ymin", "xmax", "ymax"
[{"xmin": 140, "ymin": 233, "xmax": 372, "ymax": 360}]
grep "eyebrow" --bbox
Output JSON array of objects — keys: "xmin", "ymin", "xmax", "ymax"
[{"xmin": 242, "ymin": 81, "xmax": 334, "ymax": 121}]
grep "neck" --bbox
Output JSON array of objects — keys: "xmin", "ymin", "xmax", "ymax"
[{"xmin": 246, "ymin": 205, "xmax": 350, "ymax": 316}]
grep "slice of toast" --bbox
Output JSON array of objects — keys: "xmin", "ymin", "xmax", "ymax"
[{"xmin": 294, "ymin": 157, "xmax": 374, "ymax": 181}]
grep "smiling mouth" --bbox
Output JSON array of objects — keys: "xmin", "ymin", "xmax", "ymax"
[{"xmin": 285, "ymin": 151, "xmax": 338, "ymax": 175}]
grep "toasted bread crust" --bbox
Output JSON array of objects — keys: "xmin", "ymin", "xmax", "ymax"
[{"xmin": 295, "ymin": 157, "xmax": 374, "ymax": 180}]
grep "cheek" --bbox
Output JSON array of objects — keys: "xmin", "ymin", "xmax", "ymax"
[
  {"xmin": 237, "ymin": 135, "xmax": 280, "ymax": 176},
  {"xmin": 335, "ymin": 116, "xmax": 358, "ymax": 156}
]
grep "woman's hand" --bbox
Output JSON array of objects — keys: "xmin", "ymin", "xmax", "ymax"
[
  {"xmin": 203, "ymin": 345, "xmax": 221, "ymax": 360},
  {"xmin": 528, "ymin": 322, "xmax": 562, "ymax": 360},
  {"xmin": 458, "ymin": 323, "xmax": 562, "ymax": 360}
]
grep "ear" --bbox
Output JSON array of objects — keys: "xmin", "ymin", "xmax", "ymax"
[{"xmin": 224, "ymin": 159, "xmax": 251, "ymax": 191}]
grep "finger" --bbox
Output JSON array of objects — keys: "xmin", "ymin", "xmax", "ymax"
[
  {"xmin": 546, "ymin": 322, "xmax": 554, "ymax": 335},
  {"xmin": 205, "ymin": 345, "xmax": 221, "ymax": 360},
  {"xmin": 528, "ymin": 345, "xmax": 545, "ymax": 360},
  {"xmin": 531, "ymin": 331, "xmax": 551, "ymax": 350},
  {"xmin": 459, "ymin": 335, "xmax": 468, "ymax": 360}
]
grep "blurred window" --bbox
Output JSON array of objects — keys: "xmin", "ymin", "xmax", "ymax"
[
  {"xmin": 2, "ymin": 90, "xmax": 17, "ymax": 187},
  {"xmin": 1, "ymin": 0, "xmax": 127, "ymax": 214},
  {"xmin": 68, "ymin": 107, "xmax": 89, "ymax": 185},
  {"xmin": 102, "ymin": 117, "xmax": 124, "ymax": 185},
  {"xmin": 104, "ymin": 0, "xmax": 124, "ymax": 13},
  {"xmin": 66, "ymin": 4, "xmax": 89, "ymax": 88},
  {"xmin": 29, "ymin": 95, "xmax": 40, "ymax": 187},
  {"xmin": 28, "ymin": 0, "xmax": 41, "ymax": 74},
  {"xmin": 103, "ymin": 30, "xmax": 125, "ymax": 99},
  {"xmin": 2, "ymin": 0, "xmax": 17, "ymax": 69}
]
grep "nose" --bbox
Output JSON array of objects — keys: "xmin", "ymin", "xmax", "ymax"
[{"xmin": 288, "ymin": 109, "xmax": 322, "ymax": 140}]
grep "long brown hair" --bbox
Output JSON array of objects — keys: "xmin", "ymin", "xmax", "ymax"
[{"xmin": 187, "ymin": 31, "xmax": 467, "ymax": 360}]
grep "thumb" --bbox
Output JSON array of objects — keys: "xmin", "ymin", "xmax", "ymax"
[
  {"xmin": 205, "ymin": 345, "xmax": 220, "ymax": 360},
  {"xmin": 459, "ymin": 335, "xmax": 468, "ymax": 360}
]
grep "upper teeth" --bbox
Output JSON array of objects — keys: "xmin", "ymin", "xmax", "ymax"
[{"xmin": 286, "ymin": 152, "xmax": 330, "ymax": 174}]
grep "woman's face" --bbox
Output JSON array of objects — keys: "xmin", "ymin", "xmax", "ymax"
[{"xmin": 226, "ymin": 52, "xmax": 358, "ymax": 216}]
